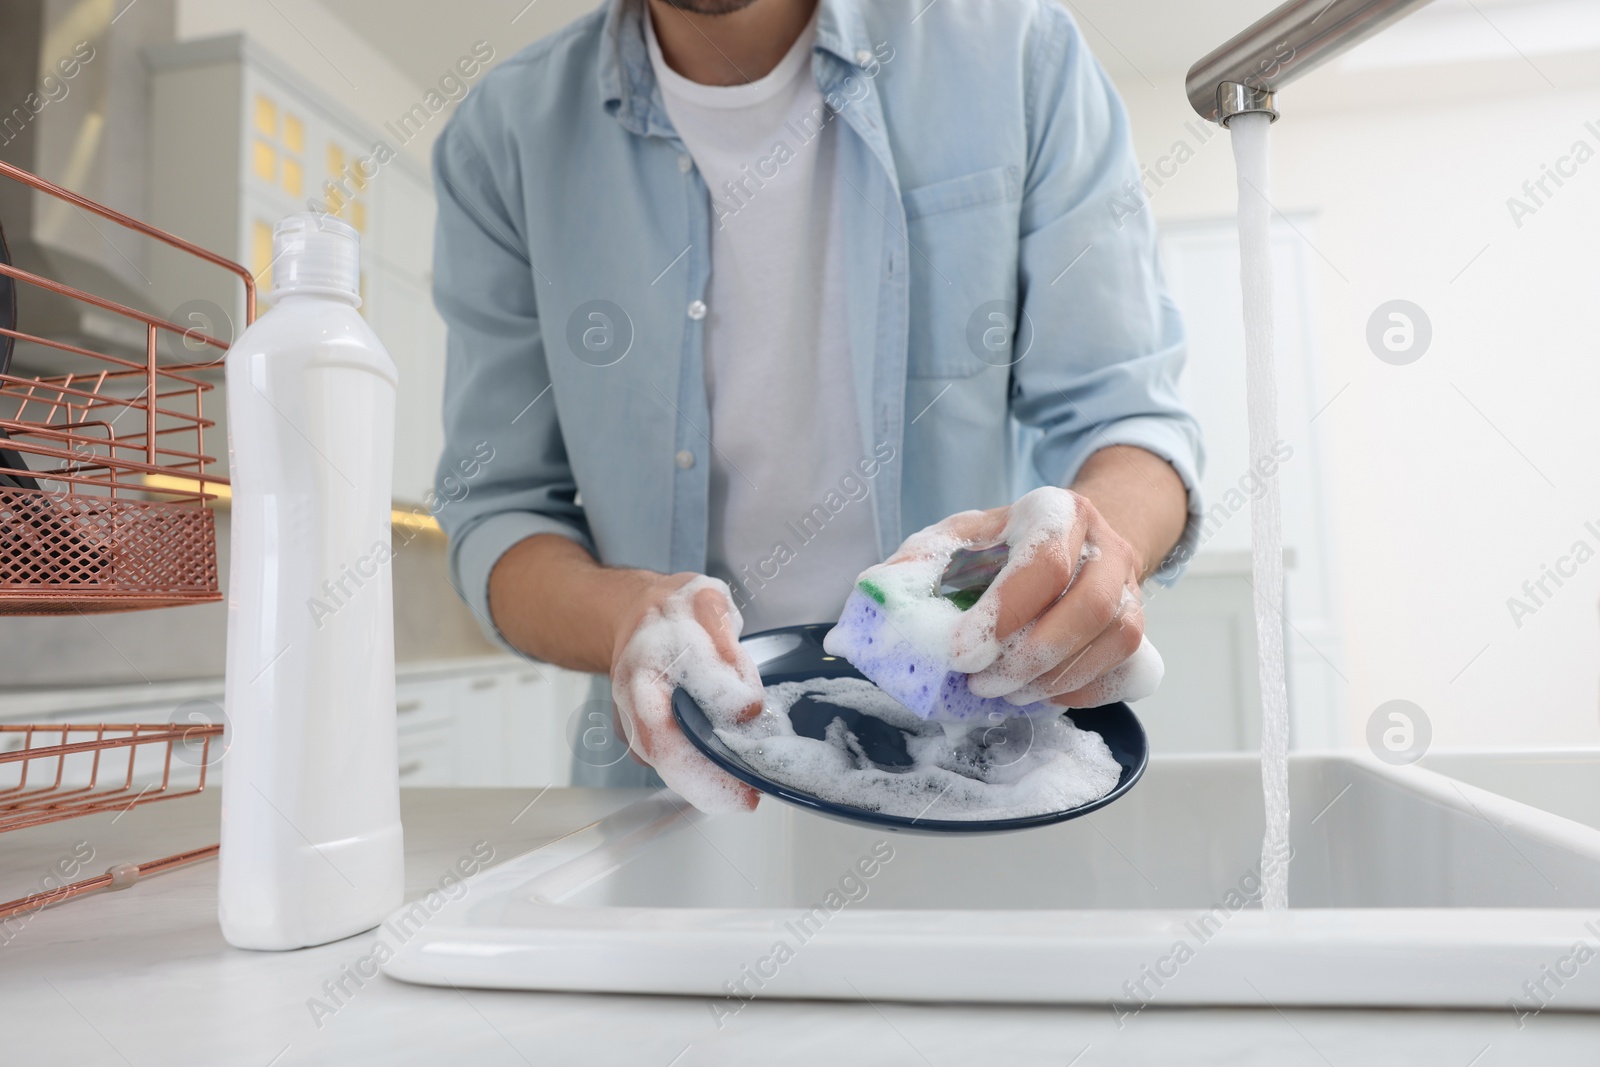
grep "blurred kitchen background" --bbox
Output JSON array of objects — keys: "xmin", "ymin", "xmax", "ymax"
[{"xmin": 1, "ymin": 0, "xmax": 1597, "ymax": 784}]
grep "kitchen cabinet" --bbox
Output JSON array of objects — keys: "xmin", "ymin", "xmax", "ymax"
[
  {"xmin": 146, "ymin": 34, "xmax": 447, "ymax": 505},
  {"xmin": 1139, "ymin": 551, "xmax": 1265, "ymax": 752},
  {"xmin": 0, "ymin": 657, "xmax": 591, "ymax": 789},
  {"xmin": 503, "ymin": 666, "xmax": 591, "ymax": 788},
  {"xmin": 396, "ymin": 723, "xmax": 455, "ymax": 786},
  {"xmin": 390, "ymin": 659, "xmax": 589, "ymax": 789}
]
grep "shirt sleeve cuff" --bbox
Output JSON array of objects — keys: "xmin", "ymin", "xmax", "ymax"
[
  {"xmin": 449, "ymin": 511, "xmax": 599, "ymax": 655},
  {"xmin": 1053, "ymin": 415, "xmax": 1205, "ymax": 588}
]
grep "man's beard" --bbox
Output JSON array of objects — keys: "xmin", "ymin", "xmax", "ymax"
[{"xmin": 654, "ymin": 0, "xmax": 764, "ymax": 14}]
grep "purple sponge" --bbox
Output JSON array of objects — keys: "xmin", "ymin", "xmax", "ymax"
[{"xmin": 822, "ymin": 588, "xmax": 1050, "ymax": 723}]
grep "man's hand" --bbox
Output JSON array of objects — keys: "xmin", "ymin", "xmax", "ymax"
[
  {"xmin": 964, "ymin": 488, "xmax": 1155, "ymax": 708},
  {"xmin": 488, "ymin": 536, "xmax": 762, "ymax": 813},
  {"xmin": 609, "ymin": 573, "xmax": 763, "ymax": 812},
  {"xmin": 878, "ymin": 487, "xmax": 1152, "ymax": 708},
  {"xmin": 874, "ymin": 446, "xmax": 1186, "ymax": 709}
]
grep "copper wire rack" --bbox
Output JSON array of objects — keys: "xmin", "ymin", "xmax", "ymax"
[
  {"xmin": 0, "ymin": 157, "xmax": 255, "ymax": 614},
  {"xmin": 0, "ymin": 158, "xmax": 256, "ymax": 920},
  {"xmin": 0, "ymin": 723, "xmax": 223, "ymax": 920}
]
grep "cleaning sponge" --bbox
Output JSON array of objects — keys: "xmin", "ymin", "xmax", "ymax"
[
  {"xmin": 824, "ymin": 584, "xmax": 1052, "ymax": 722},
  {"xmin": 822, "ymin": 487, "xmax": 1165, "ymax": 722}
]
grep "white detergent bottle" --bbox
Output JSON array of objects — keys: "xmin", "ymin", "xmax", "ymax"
[{"xmin": 219, "ymin": 214, "xmax": 404, "ymax": 950}]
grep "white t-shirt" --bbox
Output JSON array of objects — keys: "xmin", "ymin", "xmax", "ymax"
[{"xmin": 647, "ymin": 10, "xmax": 880, "ymax": 633}]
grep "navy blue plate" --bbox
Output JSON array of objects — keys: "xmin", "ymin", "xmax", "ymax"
[{"xmin": 671, "ymin": 623, "xmax": 1149, "ymax": 835}]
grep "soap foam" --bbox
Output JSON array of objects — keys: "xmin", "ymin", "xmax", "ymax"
[
  {"xmin": 611, "ymin": 575, "xmax": 765, "ymax": 813},
  {"xmin": 823, "ymin": 487, "xmax": 1163, "ymax": 719},
  {"xmin": 711, "ymin": 676, "xmax": 1123, "ymax": 821}
]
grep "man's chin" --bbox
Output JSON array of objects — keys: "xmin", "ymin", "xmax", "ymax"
[{"xmin": 654, "ymin": 0, "xmax": 764, "ymax": 14}]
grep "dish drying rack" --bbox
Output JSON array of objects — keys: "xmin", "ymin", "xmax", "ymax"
[
  {"xmin": 0, "ymin": 723, "xmax": 224, "ymax": 921},
  {"xmin": 0, "ymin": 158, "xmax": 255, "ymax": 922}
]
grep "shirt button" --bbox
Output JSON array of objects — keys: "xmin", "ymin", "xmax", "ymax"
[
  {"xmin": 675, "ymin": 449, "xmax": 695, "ymax": 470},
  {"xmin": 678, "ymin": 153, "xmax": 692, "ymax": 173},
  {"xmin": 687, "ymin": 299, "xmax": 707, "ymax": 321},
  {"xmin": 855, "ymin": 49, "xmax": 872, "ymax": 66}
]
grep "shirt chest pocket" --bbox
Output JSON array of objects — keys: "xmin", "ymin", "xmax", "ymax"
[{"xmin": 900, "ymin": 164, "xmax": 1022, "ymax": 380}]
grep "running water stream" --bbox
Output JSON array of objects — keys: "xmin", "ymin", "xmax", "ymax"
[{"xmin": 1229, "ymin": 111, "xmax": 1291, "ymax": 910}]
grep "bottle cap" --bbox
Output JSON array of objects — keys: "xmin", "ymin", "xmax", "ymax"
[{"xmin": 269, "ymin": 213, "xmax": 361, "ymax": 303}]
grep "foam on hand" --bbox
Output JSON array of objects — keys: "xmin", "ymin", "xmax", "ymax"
[
  {"xmin": 611, "ymin": 575, "xmax": 765, "ymax": 814},
  {"xmin": 822, "ymin": 487, "xmax": 1164, "ymax": 721},
  {"xmin": 709, "ymin": 676, "xmax": 1123, "ymax": 821}
]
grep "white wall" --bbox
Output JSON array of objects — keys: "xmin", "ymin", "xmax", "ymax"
[{"xmin": 1114, "ymin": 53, "xmax": 1600, "ymax": 749}]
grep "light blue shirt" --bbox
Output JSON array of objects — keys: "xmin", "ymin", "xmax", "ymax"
[{"xmin": 431, "ymin": 0, "xmax": 1204, "ymax": 650}]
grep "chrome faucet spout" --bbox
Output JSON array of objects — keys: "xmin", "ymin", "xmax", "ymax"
[{"xmin": 1187, "ymin": 0, "xmax": 1436, "ymax": 125}]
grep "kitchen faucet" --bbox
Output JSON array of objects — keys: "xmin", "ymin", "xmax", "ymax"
[{"xmin": 1187, "ymin": 0, "xmax": 1437, "ymax": 127}]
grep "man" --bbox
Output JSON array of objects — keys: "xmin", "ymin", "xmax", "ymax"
[{"xmin": 431, "ymin": 0, "xmax": 1202, "ymax": 809}]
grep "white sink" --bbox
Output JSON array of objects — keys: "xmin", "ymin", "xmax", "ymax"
[
  {"xmin": 382, "ymin": 753, "xmax": 1600, "ymax": 1010},
  {"xmin": 1421, "ymin": 748, "xmax": 1600, "ymax": 831}
]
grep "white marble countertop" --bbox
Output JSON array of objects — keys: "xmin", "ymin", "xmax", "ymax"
[{"xmin": 2, "ymin": 786, "xmax": 1595, "ymax": 1065}]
